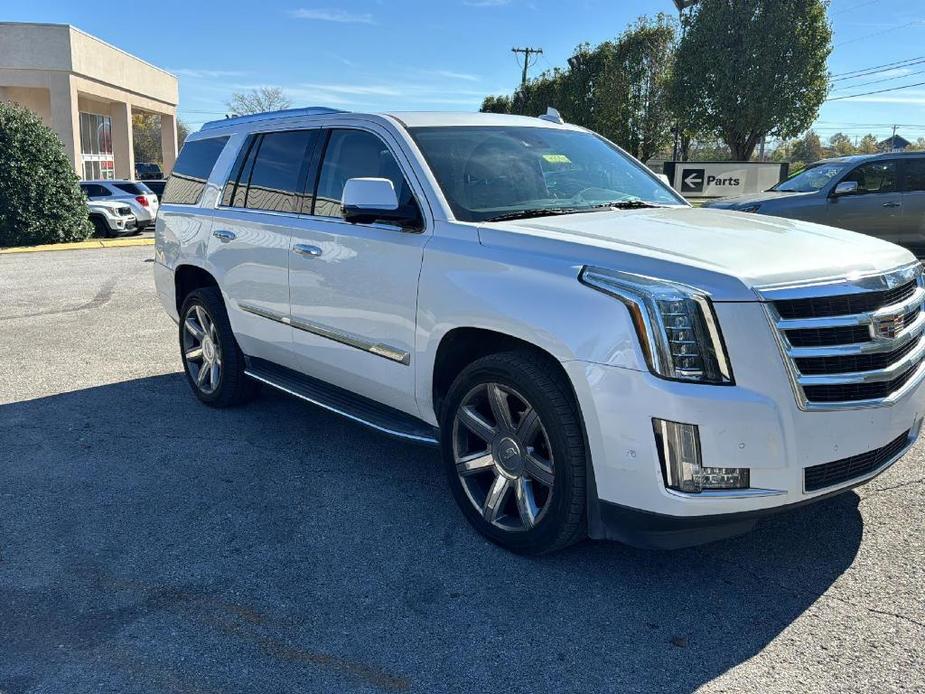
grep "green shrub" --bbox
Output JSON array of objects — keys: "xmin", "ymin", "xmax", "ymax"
[{"xmin": 0, "ymin": 101, "xmax": 93, "ymax": 246}]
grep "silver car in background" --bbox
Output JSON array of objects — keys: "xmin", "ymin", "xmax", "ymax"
[{"xmin": 705, "ymin": 152, "xmax": 925, "ymax": 257}]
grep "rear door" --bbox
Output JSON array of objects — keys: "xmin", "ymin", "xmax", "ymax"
[
  {"xmin": 900, "ymin": 157, "xmax": 925, "ymax": 257},
  {"xmin": 828, "ymin": 159, "xmax": 904, "ymax": 241},
  {"xmin": 207, "ymin": 128, "xmax": 324, "ymax": 369},
  {"xmin": 286, "ymin": 124, "xmax": 430, "ymax": 415}
]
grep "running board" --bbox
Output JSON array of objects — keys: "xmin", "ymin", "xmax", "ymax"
[{"xmin": 244, "ymin": 357, "xmax": 440, "ymax": 446}]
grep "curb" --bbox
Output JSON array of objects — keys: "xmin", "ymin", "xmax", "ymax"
[{"xmin": 0, "ymin": 236, "xmax": 154, "ymax": 255}]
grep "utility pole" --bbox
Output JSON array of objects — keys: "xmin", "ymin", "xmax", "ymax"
[
  {"xmin": 512, "ymin": 47, "xmax": 543, "ymax": 87},
  {"xmin": 511, "ymin": 47, "xmax": 543, "ymax": 115},
  {"xmin": 891, "ymin": 124, "xmax": 898, "ymax": 151}
]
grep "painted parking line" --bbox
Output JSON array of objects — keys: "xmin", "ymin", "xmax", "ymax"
[{"xmin": 0, "ymin": 236, "xmax": 154, "ymax": 255}]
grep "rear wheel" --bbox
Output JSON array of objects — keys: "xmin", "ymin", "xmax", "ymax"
[
  {"xmin": 440, "ymin": 351, "xmax": 587, "ymax": 554},
  {"xmin": 179, "ymin": 287, "xmax": 258, "ymax": 407}
]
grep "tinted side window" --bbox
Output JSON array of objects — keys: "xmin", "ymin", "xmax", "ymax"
[
  {"xmin": 114, "ymin": 182, "xmax": 147, "ymax": 195},
  {"xmin": 221, "ymin": 135, "xmax": 258, "ymax": 208},
  {"xmin": 314, "ymin": 129, "xmax": 415, "ymax": 220},
  {"xmin": 81, "ymin": 184, "xmax": 110, "ymax": 197},
  {"xmin": 904, "ymin": 159, "xmax": 925, "ymax": 193},
  {"xmin": 841, "ymin": 161, "xmax": 898, "ymax": 194},
  {"xmin": 162, "ymin": 136, "xmax": 230, "ymax": 205},
  {"xmin": 245, "ymin": 130, "xmax": 317, "ymax": 213}
]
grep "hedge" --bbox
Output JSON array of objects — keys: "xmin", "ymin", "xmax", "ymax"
[{"xmin": 0, "ymin": 101, "xmax": 92, "ymax": 246}]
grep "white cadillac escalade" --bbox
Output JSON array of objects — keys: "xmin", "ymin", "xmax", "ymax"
[{"xmin": 154, "ymin": 108, "xmax": 924, "ymax": 553}]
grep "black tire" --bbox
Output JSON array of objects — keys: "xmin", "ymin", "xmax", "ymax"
[
  {"xmin": 440, "ymin": 350, "xmax": 587, "ymax": 555},
  {"xmin": 179, "ymin": 287, "xmax": 259, "ymax": 408},
  {"xmin": 90, "ymin": 216, "xmax": 110, "ymax": 238}
]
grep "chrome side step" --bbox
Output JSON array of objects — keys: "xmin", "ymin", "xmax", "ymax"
[{"xmin": 244, "ymin": 357, "xmax": 439, "ymax": 446}]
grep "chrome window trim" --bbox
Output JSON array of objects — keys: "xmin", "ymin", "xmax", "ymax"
[
  {"xmin": 758, "ymin": 262, "xmax": 925, "ymax": 411},
  {"xmin": 237, "ymin": 302, "xmax": 410, "ymax": 365}
]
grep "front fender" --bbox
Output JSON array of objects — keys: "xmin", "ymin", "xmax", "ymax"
[{"xmin": 414, "ymin": 235, "xmax": 647, "ymax": 422}]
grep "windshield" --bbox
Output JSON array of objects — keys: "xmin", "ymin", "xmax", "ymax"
[
  {"xmin": 409, "ymin": 126, "xmax": 685, "ymax": 222},
  {"xmin": 773, "ymin": 162, "xmax": 849, "ymax": 193}
]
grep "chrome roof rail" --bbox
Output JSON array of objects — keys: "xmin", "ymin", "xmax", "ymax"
[{"xmin": 201, "ymin": 107, "xmax": 348, "ymax": 130}]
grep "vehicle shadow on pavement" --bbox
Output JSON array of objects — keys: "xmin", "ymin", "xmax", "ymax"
[{"xmin": 0, "ymin": 373, "xmax": 863, "ymax": 694}]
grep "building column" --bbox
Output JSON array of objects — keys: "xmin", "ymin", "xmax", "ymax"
[
  {"xmin": 161, "ymin": 112, "xmax": 178, "ymax": 175},
  {"xmin": 49, "ymin": 74, "xmax": 81, "ymax": 177},
  {"xmin": 111, "ymin": 101, "xmax": 134, "ymax": 179}
]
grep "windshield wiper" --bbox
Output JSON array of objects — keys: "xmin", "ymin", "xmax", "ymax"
[
  {"xmin": 482, "ymin": 207, "xmax": 592, "ymax": 222},
  {"xmin": 587, "ymin": 200, "xmax": 665, "ymax": 210}
]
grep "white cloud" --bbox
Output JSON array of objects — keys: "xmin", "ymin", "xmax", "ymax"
[
  {"xmin": 299, "ymin": 83, "xmax": 403, "ymax": 96},
  {"xmin": 171, "ymin": 68, "xmax": 252, "ymax": 79},
  {"xmin": 289, "ymin": 8, "xmax": 375, "ymax": 23},
  {"xmin": 419, "ymin": 69, "xmax": 481, "ymax": 82}
]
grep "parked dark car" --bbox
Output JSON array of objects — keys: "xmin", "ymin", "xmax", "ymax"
[
  {"xmin": 135, "ymin": 162, "xmax": 164, "ymax": 180},
  {"xmin": 705, "ymin": 152, "xmax": 925, "ymax": 256},
  {"xmin": 144, "ymin": 179, "xmax": 167, "ymax": 201}
]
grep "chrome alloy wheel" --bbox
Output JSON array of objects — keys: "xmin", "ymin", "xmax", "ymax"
[
  {"xmin": 183, "ymin": 305, "xmax": 222, "ymax": 395},
  {"xmin": 452, "ymin": 383, "xmax": 555, "ymax": 531}
]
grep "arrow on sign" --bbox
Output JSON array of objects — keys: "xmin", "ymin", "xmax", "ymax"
[{"xmin": 684, "ymin": 172, "xmax": 702, "ymax": 188}]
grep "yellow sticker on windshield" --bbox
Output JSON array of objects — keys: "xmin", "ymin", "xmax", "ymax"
[{"xmin": 542, "ymin": 153, "xmax": 571, "ymax": 164}]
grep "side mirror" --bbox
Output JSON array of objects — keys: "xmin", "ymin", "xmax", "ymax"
[
  {"xmin": 833, "ymin": 180, "xmax": 859, "ymax": 197},
  {"xmin": 342, "ymin": 177, "xmax": 417, "ymax": 227}
]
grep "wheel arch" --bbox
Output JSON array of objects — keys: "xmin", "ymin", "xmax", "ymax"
[{"xmin": 174, "ymin": 264, "xmax": 220, "ymax": 315}]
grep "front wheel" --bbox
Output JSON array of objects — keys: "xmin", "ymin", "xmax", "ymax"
[
  {"xmin": 179, "ymin": 287, "xmax": 258, "ymax": 407},
  {"xmin": 440, "ymin": 351, "xmax": 587, "ymax": 554}
]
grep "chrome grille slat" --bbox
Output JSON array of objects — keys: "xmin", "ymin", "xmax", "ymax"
[{"xmin": 758, "ymin": 263, "xmax": 925, "ymax": 410}]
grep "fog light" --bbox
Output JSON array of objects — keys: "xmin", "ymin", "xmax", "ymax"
[{"xmin": 652, "ymin": 419, "xmax": 750, "ymax": 493}]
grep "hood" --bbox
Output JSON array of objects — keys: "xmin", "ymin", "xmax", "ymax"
[
  {"xmin": 703, "ymin": 190, "xmax": 814, "ymax": 209},
  {"xmin": 477, "ymin": 206, "xmax": 914, "ymax": 301}
]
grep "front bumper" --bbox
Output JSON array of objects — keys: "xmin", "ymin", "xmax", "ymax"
[{"xmin": 565, "ymin": 344, "xmax": 925, "ymax": 548}]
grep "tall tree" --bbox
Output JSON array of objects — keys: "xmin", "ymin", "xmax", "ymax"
[
  {"xmin": 132, "ymin": 114, "xmax": 191, "ymax": 165},
  {"xmin": 480, "ymin": 15, "xmax": 677, "ymax": 162},
  {"xmin": 857, "ymin": 134, "xmax": 879, "ymax": 154},
  {"xmin": 670, "ymin": 0, "xmax": 831, "ymax": 160},
  {"xmin": 790, "ymin": 130, "xmax": 824, "ymax": 164},
  {"xmin": 227, "ymin": 87, "xmax": 291, "ymax": 116},
  {"xmin": 828, "ymin": 132, "xmax": 856, "ymax": 157}
]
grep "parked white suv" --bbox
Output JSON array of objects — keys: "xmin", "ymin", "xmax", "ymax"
[
  {"xmin": 86, "ymin": 200, "xmax": 136, "ymax": 236},
  {"xmin": 154, "ymin": 107, "xmax": 924, "ymax": 553},
  {"xmin": 81, "ymin": 180, "xmax": 159, "ymax": 229}
]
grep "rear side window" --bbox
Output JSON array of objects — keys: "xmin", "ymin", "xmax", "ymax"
[
  {"xmin": 81, "ymin": 183, "xmax": 110, "ymax": 198},
  {"xmin": 221, "ymin": 130, "xmax": 319, "ymax": 213},
  {"xmin": 904, "ymin": 159, "xmax": 925, "ymax": 193},
  {"xmin": 162, "ymin": 136, "xmax": 229, "ymax": 205},
  {"xmin": 114, "ymin": 182, "xmax": 149, "ymax": 195}
]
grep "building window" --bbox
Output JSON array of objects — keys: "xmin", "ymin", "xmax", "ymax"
[{"xmin": 79, "ymin": 112, "xmax": 114, "ymax": 180}]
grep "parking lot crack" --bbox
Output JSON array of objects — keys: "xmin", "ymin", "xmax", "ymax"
[{"xmin": 0, "ymin": 278, "xmax": 117, "ymax": 321}]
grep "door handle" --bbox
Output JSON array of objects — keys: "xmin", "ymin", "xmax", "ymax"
[
  {"xmin": 212, "ymin": 229, "xmax": 236, "ymax": 242},
  {"xmin": 293, "ymin": 243, "xmax": 323, "ymax": 258},
  {"xmin": 882, "ymin": 202, "xmax": 901, "ymax": 208}
]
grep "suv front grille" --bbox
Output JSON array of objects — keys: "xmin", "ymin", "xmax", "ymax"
[
  {"xmin": 760, "ymin": 264, "xmax": 925, "ymax": 409},
  {"xmin": 804, "ymin": 430, "xmax": 910, "ymax": 491}
]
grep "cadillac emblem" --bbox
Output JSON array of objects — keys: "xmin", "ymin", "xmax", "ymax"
[{"xmin": 874, "ymin": 311, "xmax": 906, "ymax": 340}]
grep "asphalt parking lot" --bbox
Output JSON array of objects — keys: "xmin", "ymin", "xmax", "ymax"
[{"xmin": 0, "ymin": 246, "xmax": 923, "ymax": 694}]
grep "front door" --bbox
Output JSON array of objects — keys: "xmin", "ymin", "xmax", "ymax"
[
  {"xmin": 287, "ymin": 126, "xmax": 430, "ymax": 416},
  {"xmin": 828, "ymin": 159, "xmax": 904, "ymax": 242}
]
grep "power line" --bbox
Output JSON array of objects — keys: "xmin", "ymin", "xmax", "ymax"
[
  {"xmin": 826, "ymin": 79, "xmax": 925, "ymax": 101},
  {"xmin": 831, "ymin": 0, "xmax": 877, "ymax": 16},
  {"xmin": 832, "ymin": 56, "xmax": 925, "ymax": 80},
  {"xmin": 831, "ymin": 67, "xmax": 925, "ymax": 91},
  {"xmin": 834, "ymin": 21, "xmax": 921, "ymax": 48}
]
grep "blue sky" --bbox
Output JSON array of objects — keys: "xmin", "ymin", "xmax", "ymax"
[{"xmin": 6, "ymin": 0, "xmax": 925, "ymax": 144}]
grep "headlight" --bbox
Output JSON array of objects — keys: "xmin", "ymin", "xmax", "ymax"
[{"xmin": 579, "ymin": 267, "xmax": 733, "ymax": 384}]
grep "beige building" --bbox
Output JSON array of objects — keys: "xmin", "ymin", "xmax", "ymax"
[{"xmin": 0, "ymin": 22, "xmax": 179, "ymax": 179}]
